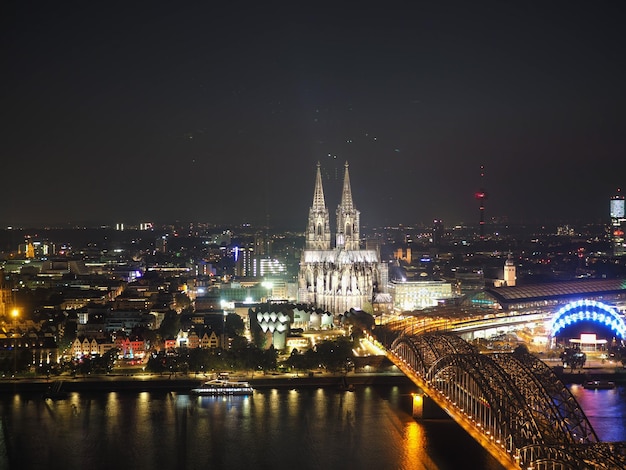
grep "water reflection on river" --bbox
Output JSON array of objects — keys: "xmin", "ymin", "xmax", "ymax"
[
  {"xmin": 568, "ymin": 384, "xmax": 626, "ymax": 442},
  {"xmin": 1, "ymin": 385, "xmax": 505, "ymax": 470},
  {"xmin": 0, "ymin": 384, "xmax": 623, "ymax": 470}
]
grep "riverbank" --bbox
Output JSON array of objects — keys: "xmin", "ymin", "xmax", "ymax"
[
  {"xmin": 555, "ymin": 368, "xmax": 626, "ymax": 385},
  {"xmin": 1, "ymin": 363, "xmax": 624, "ymax": 395},
  {"xmin": 541, "ymin": 357, "xmax": 626, "ymax": 385},
  {"xmin": 0, "ymin": 372, "xmax": 413, "ymax": 394}
]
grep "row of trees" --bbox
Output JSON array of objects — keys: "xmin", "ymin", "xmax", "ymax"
[
  {"xmin": 560, "ymin": 347, "xmax": 587, "ymax": 369},
  {"xmin": 146, "ymin": 344, "xmax": 278, "ymax": 376},
  {"xmin": 145, "ymin": 336, "xmax": 357, "ymax": 376},
  {"xmin": 285, "ymin": 336, "xmax": 355, "ymax": 373}
]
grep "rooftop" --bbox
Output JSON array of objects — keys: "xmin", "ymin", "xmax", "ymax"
[{"xmin": 484, "ymin": 279, "xmax": 626, "ymax": 308}]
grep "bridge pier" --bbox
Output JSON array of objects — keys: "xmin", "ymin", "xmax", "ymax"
[
  {"xmin": 411, "ymin": 391, "xmax": 449, "ymax": 419},
  {"xmin": 411, "ymin": 392, "xmax": 424, "ymax": 418}
]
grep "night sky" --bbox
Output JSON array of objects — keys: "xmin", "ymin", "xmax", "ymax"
[{"xmin": 2, "ymin": 2, "xmax": 626, "ymax": 230}]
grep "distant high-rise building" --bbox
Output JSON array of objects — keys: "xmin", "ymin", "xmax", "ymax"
[
  {"xmin": 234, "ymin": 244, "xmax": 253, "ymax": 277},
  {"xmin": 610, "ymin": 191, "xmax": 625, "ymax": 257},
  {"xmin": 253, "ymin": 258, "xmax": 287, "ymax": 277},
  {"xmin": 432, "ymin": 219, "xmax": 444, "ymax": 246},
  {"xmin": 298, "ymin": 162, "xmax": 385, "ymax": 314},
  {"xmin": 254, "ymin": 232, "xmax": 270, "ymax": 256},
  {"xmin": 156, "ymin": 235, "xmax": 167, "ymax": 253}
]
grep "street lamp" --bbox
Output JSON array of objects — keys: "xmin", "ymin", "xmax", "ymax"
[{"xmin": 11, "ymin": 308, "xmax": 19, "ymax": 375}]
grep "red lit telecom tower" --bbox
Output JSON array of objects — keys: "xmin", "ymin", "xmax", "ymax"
[{"xmin": 474, "ymin": 165, "xmax": 488, "ymax": 240}]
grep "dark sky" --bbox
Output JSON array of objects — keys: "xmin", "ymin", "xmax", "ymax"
[{"xmin": 2, "ymin": 2, "xmax": 625, "ymax": 230}]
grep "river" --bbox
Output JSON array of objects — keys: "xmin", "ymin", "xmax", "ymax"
[{"xmin": 0, "ymin": 384, "xmax": 623, "ymax": 470}]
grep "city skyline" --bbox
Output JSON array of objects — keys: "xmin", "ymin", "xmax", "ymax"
[{"xmin": 2, "ymin": 2, "xmax": 625, "ymax": 229}]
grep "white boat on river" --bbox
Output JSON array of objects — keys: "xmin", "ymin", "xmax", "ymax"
[{"xmin": 190, "ymin": 379, "xmax": 254, "ymax": 396}]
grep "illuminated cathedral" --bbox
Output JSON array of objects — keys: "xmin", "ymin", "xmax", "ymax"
[{"xmin": 298, "ymin": 162, "xmax": 385, "ymax": 314}]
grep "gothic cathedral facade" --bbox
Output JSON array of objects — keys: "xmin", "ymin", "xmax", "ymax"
[{"xmin": 298, "ymin": 162, "xmax": 384, "ymax": 314}]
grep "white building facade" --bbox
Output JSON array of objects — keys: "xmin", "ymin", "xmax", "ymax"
[
  {"xmin": 298, "ymin": 162, "xmax": 385, "ymax": 314},
  {"xmin": 389, "ymin": 280, "xmax": 453, "ymax": 311}
]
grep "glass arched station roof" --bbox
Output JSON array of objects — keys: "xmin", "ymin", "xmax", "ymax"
[{"xmin": 484, "ymin": 279, "xmax": 626, "ymax": 310}]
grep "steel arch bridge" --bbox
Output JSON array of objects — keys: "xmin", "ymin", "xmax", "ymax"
[{"xmin": 381, "ymin": 330, "xmax": 626, "ymax": 469}]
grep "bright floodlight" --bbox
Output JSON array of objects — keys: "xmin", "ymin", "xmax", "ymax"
[{"xmin": 550, "ymin": 300, "xmax": 626, "ymax": 338}]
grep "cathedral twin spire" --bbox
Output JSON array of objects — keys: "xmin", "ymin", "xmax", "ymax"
[
  {"xmin": 312, "ymin": 161, "xmax": 327, "ymax": 213},
  {"xmin": 306, "ymin": 161, "xmax": 360, "ymax": 251},
  {"xmin": 306, "ymin": 162, "xmax": 332, "ymax": 250}
]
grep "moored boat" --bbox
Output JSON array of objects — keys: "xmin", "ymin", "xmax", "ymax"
[
  {"xmin": 339, "ymin": 375, "xmax": 355, "ymax": 392},
  {"xmin": 190, "ymin": 379, "xmax": 254, "ymax": 396},
  {"xmin": 43, "ymin": 381, "xmax": 69, "ymax": 400},
  {"xmin": 583, "ymin": 380, "xmax": 616, "ymax": 390}
]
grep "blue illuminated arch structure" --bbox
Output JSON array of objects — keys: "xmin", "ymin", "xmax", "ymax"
[{"xmin": 550, "ymin": 299, "xmax": 626, "ymax": 338}]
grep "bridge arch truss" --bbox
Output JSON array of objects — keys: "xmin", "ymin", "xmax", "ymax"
[{"xmin": 387, "ymin": 331, "xmax": 626, "ymax": 469}]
